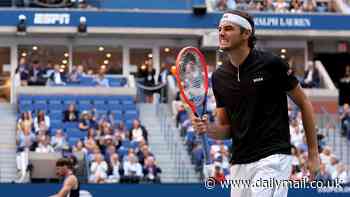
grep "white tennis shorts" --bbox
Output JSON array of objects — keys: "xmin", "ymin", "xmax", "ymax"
[{"xmin": 230, "ymin": 154, "xmax": 292, "ymax": 197}]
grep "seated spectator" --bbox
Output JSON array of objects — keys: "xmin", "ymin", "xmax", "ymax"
[
  {"xmin": 90, "ymin": 153, "xmax": 108, "ymax": 183},
  {"xmin": 290, "ymin": 119, "xmax": 304, "ymax": 148},
  {"xmin": 48, "ymin": 64, "xmax": 66, "ymax": 86},
  {"xmin": 67, "ymin": 65, "xmax": 83, "ymax": 83},
  {"xmin": 122, "ymin": 154, "xmax": 143, "ymax": 183},
  {"xmin": 289, "ymin": 0, "xmax": 303, "ymax": 12},
  {"xmin": 94, "ymin": 71, "xmax": 109, "ymax": 87},
  {"xmin": 273, "ymin": 0, "xmax": 289, "ymax": 12},
  {"xmin": 129, "ymin": 119, "xmax": 148, "ymax": 143},
  {"xmin": 210, "ymin": 0, "xmax": 237, "ymax": 11},
  {"xmin": 315, "ymin": 163, "xmax": 332, "ymax": 183},
  {"xmin": 212, "ymin": 163, "xmax": 226, "ymax": 183},
  {"xmin": 16, "ymin": 124, "xmax": 36, "ymax": 152},
  {"xmin": 137, "ymin": 144, "xmax": 154, "ymax": 166},
  {"xmin": 37, "ymin": 121, "xmax": 50, "ymax": 135},
  {"xmin": 15, "ymin": 57, "xmax": 30, "ymax": 86},
  {"xmin": 301, "ymin": 61, "xmax": 320, "ymax": 88},
  {"xmin": 104, "ymin": 144, "xmax": 117, "ymax": 163},
  {"xmin": 98, "ymin": 119, "xmax": 113, "ymax": 136},
  {"xmin": 332, "ymin": 163, "xmax": 348, "ymax": 183},
  {"xmin": 326, "ymin": 156, "xmax": 339, "ymax": 178},
  {"xmin": 143, "ymin": 156, "xmax": 162, "ymax": 183},
  {"xmin": 108, "ymin": 153, "xmax": 122, "ymax": 183},
  {"xmin": 303, "ymin": 0, "xmax": 317, "ymax": 12},
  {"xmin": 51, "ymin": 129, "xmax": 68, "ymax": 152},
  {"xmin": 84, "ymin": 131, "xmax": 98, "ymax": 153},
  {"xmin": 35, "ymin": 135, "xmax": 54, "ymax": 153},
  {"xmin": 34, "ymin": 111, "xmax": 50, "ymax": 134},
  {"xmin": 114, "ymin": 121, "xmax": 128, "ymax": 140},
  {"xmin": 79, "ymin": 111, "xmax": 92, "ymax": 132},
  {"xmin": 73, "ymin": 139, "xmax": 88, "ymax": 155},
  {"xmin": 63, "ymin": 104, "xmax": 79, "ymax": 122},
  {"xmin": 28, "ymin": 60, "xmax": 47, "ymax": 86},
  {"xmin": 17, "ymin": 111, "xmax": 33, "ymax": 133}
]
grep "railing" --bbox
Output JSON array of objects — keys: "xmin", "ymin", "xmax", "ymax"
[{"xmin": 158, "ymin": 104, "xmax": 191, "ymax": 183}]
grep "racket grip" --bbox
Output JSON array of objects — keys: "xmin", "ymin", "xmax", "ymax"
[{"xmin": 201, "ymin": 133, "xmax": 211, "ymax": 165}]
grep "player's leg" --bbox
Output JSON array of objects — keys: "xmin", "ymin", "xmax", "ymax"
[
  {"xmin": 250, "ymin": 154, "xmax": 292, "ymax": 197},
  {"xmin": 230, "ymin": 162, "xmax": 256, "ymax": 197}
]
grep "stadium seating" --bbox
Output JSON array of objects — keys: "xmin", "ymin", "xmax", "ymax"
[{"xmin": 17, "ymin": 94, "xmax": 138, "ymax": 133}]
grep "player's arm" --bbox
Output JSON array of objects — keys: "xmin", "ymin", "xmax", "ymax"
[
  {"xmin": 288, "ymin": 84, "xmax": 320, "ymax": 175},
  {"xmin": 191, "ymin": 108, "xmax": 231, "ymax": 140},
  {"xmin": 50, "ymin": 176, "xmax": 76, "ymax": 197}
]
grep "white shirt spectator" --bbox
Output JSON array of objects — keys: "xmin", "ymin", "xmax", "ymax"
[
  {"xmin": 34, "ymin": 115, "xmax": 50, "ymax": 133},
  {"xmin": 35, "ymin": 143, "xmax": 54, "ymax": 153},
  {"xmin": 90, "ymin": 160, "xmax": 108, "ymax": 181},
  {"xmin": 131, "ymin": 127, "xmax": 144, "ymax": 142},
  {"xmin": 124, "ymin": 161, "xmax": 143, "ymax": 177}
]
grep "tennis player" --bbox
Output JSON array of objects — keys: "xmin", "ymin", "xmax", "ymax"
[
  {"xmin": 50, "ymin": 158, "xmax": 80, "ymax": 197},
  {"xmin": 192, "ymin": 10, "xmax": 320, "ymax": 197}
]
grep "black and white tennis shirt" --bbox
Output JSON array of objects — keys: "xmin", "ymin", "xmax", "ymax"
[{"xmin": 211, "ymin": 48, "xmax": 299, "ymax": 165}]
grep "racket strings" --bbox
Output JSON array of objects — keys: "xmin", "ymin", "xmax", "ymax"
[{"xmin": 179, "ymin": 52, "xmax": 206, "ymax": 106}]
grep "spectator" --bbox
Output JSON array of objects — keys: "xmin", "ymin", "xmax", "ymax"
[
  {"xmin": 73, "ymin": 139, "xmax": 88, "ymax": 155},
  {"xmin": 79, "ymin": 111, "xmax": 92, "ymax": 132},
  {"xmin": 339, "ymin": 65, "xmax": 350, "ymax": 105},
  {"xmin": 122, "ymin": 154, "xmax": 143, "ymax": 183},
  {"xmin": 17, "ymin": 111, "xmax": 33, "ymax": 133},
  {"xmin": 143, "ymin": 156, "xmax": 162, "ymax": 183},
  {"xmin": 212, "ymin": 163, "xmax": 226, "ymax": 183},
  {"xmin": 332, "ymin": 163, "xmax": 348, "ymax": 183},
  {"xmin": 28, "ymin": 60, "xmax": 46, "ymax": 86},
  {"xmin": 143, "ymin": 64, "xmax": 156, "ymax": 103},
  {"xmin": 210, "ymin": 0, "xmax": 236, "ymax": 11},
  {"xmin": 176, "ymin": 104, "xmax": 188, "ymax": 128},
  {"xmin": 274, "ymin": 0, "xmax": 289, "ymax": 12},
  {"xmin": 303, "ymin": 0, "xmax": 317, "ymax": 12},
  {"xmin": 94, "ymin": 71, "xmax": 109, "ymax": 87},
  {"xmin": 16, "ymin": 124, "xmax": 35, "ymax": 152},
  {"xmin": 35, "ymin": 135, "xmax": 54, "ymax": 153},
  {"xmin": 289, "ymin": 0, "xmax": 303, "ymax": 12},
  {"xmin": 33, "ymin": 111, "xmax": 50, "ymax": 134},
  {"xmin": 129, "ymin": 119, "xmax": 148, "ymax": 143},
  {"xmin": 301, "ymin": 61, "xmax": 320, "ymax": 88},
  {"xmin": 51, "ymin": 129, "xmax": 68, "ymax": 152},
  {"xmin": 108, "ymin": 153, "xmax": 122, "ymax": 183},
  {"xmin": 315, "ymin": 163, "xmax": 332, "ymax": 183},
  {"xmin": 15, "ymin": 57, "xmax": 30, "ymax": 86},
  {"xmin": 137, "ymin": 144, "xmax": 154, "ymax": 166},
  {"xmin": 68, "ymin": 66, "xmax": 82, "ymax": 83},
  {"xmin": 90, "ymin": 153, "xmax": 108, "ymax": 183},
  {"xmin": 48, "ymin": 64, "xmax": 66, "ymax": 86},
  {"xmin": 85, "ymin": 130, "xmax": 98, "ymax": 153},
  {"xmin": 63, "ymin": 104, "xmax": 79, "ymax": 122},
  {"xmin": 114, "ymin": 121, "xmax": 128, "ymax": 140},
  {"xmin": 290, "ymin": 119, "xmax": 304, "ymax": 148}
]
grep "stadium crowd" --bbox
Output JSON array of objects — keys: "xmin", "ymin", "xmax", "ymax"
[
  {"xmin": 208, "ymin": 0, "xmax": 339, "ymax": 12},
  {"xmin": 16, "ymin": 97, "xmax": 162, "ymax": 184},
  {"xmin": 15, "ymin": 57, "xmax": 127, "ymax": 87}
]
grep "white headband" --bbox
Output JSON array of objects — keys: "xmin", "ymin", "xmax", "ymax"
[{"xmin": 219, "ymin": 13, "xmax": 252, "ymax": 31}]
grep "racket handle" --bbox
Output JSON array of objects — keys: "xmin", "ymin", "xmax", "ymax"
[{"xmin": 201, "ymin": 133, "xmax": 211, "ymax": 165}]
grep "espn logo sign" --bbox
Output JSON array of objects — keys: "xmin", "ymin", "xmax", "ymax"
[{"xmin": 34, "ymin": 13, "xmax": 70, "ymax": 25}]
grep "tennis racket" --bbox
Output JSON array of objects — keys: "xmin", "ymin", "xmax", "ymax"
[{"xmin": 175, "ymin": 46, "xmax": 211, "ymax": 165}]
